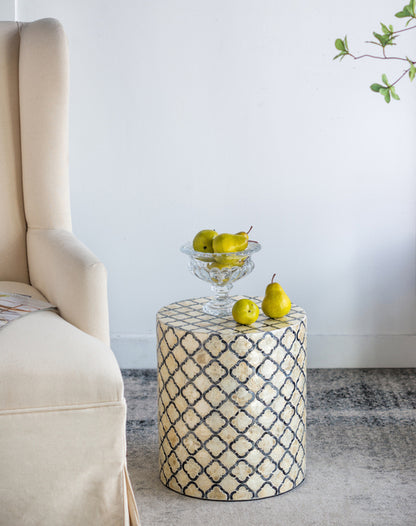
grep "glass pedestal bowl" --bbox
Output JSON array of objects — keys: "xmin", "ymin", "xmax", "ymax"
[{"xmin": 181, "ymin": 241, "xmax": 261, "ymax": 316}]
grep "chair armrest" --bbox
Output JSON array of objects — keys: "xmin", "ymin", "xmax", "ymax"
[{"xmin": 27, "ymin": 228, "xmax": 110, "ymax": 345}]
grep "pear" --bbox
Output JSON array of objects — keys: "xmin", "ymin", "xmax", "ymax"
[
  {"xmin": 208, "ymin": 255, "xmax": 245, "ymax": 269},
  {"xmin": 211, "ymin": 233, "xmax": 246, "ymax": 269},
  {"xmin": 261, "ymin": 274, "xmax": 291, "ymax": 318},
  {"xmin": 232, "ymin": 299, "xmax": 259, "ymax": 325},
  {"xmin": 193, "ymin": 229, "xmax": 218, "ymax": 252},
  {"xmin": 210, "ymin": 228, "xmax": 252, "ymax": 268},
  {"xmin": 212, "ymin": 232, "xmax": 248, "ymax": 253},
  {"xmin": 234, "ymin": 225, "xmax": 253, "ymax": 244}
]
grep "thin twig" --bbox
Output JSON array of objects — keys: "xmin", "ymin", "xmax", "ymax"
[
  {"xmin": 391, "ymin": 68, "xmax": 411, "ymax": 86},
  {"xmin": 349, "ymin": 53, "xmax": 410, "ymax": 62},
  {"xmin": 393, "ymin": 24, "xmax": 416, "ymax": 34}
]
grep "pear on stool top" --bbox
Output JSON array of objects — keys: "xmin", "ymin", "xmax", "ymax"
[{"xmin": 261, "ymin": 274, "xmax": 292, "ymax": 318}]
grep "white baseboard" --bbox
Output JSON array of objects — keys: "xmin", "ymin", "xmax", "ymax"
[
  {"xmin": 111, "ymin": 334, "xmax": 157, "ymax": 369},
  {"xmin": 111, "ymin": 333, "xmax": 416, "ymax": 369},
  {"xmin": 306, "ymin": 334, "xmax": 416, "ymax": 368}
]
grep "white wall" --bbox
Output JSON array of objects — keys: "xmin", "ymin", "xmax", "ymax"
[
  {"xmin": 11, "ymin": 0, "xmax": 416, "ymax": 367},
  {"xmin": 0, "ymin": 1, "xmax": 14, "ymax": 19}
]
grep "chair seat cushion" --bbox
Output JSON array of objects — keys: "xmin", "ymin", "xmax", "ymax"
[{"xmin": 0, "ymin": 281, "xmax": 123, "ymax": 411}]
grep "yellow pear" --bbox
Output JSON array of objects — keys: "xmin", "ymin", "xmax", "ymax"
[
  {"xmin": 232, "ymin": 299, "xmax": 259, "ymax": 325},
  {"xmin": 192, "ymin": 229, "xmax": 218, "ymax": 252},
  {"xmin": 209, "ymin": 228, "xmax": 254, "ymax": 268},
  {"xmin": 261, "ymin": 274, "xmax": 291, "ymax": 318},
  {"xmin": 212, "ymin": 232, "xmax": 248, "ymax": 253},
  {"xmin": 208, "ymin": 255, "xmax": 245, "ymax": 269},
  {"xmin": 234, "ymin": 225, "xmax": 253, "ymax": 244}
]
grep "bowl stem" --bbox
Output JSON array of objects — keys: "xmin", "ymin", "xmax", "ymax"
[{"xmin": 203, "ymin": 283, "xmax": 234, "ymax": 316}]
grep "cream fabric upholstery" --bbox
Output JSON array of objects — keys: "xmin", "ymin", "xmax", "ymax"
[
  {"xmin": 19, "ymin": 18, "xmax": 72, "ymax": 231},
  {"xmin": 1, "ymin": 401, "xmax": 130, "ymax": 526},
  {"xmin": 0, "ymin": 281, "xmax": 121, "ymax": 410},
  {"xmin": 27, "ymin": 228, "xmax": 110, "ymax": 344},
  {"xmin": 0, "ymin": 23, "xmax": 29, "ymax": 283},
  {"xmin": 0, "ymin": 19, "xmax": 140, "ymax": 526}
]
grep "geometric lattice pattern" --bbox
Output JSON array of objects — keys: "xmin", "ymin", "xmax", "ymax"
[{"xmin": 157, "ymin": 297, "xmax": 307, "ymax": 500}]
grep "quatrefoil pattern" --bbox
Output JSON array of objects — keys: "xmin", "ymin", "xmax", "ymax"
[{"xmin": 157, "ymin": 297, "xmax": 307, "ymax": 501}]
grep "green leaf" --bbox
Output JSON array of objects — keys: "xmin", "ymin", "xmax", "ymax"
[
  {"xmin": 384, "ymin": 90, "xmax": 391, "ymax": 103},
  {"xmin": 380, "ymin": 23, "xmax": 390, "ymax": 34},
  {"xmin": 396, "ymin": 2, "xmax": 416, "ymax": 19},
  {"xmin": 390, "ymin": 86, "xmax": 400, "ymax": 100},
  {"xmin": 370, "ymin": 83, "xmax": 383, "ymax": 92},
  {"xmin": 373, "ymin": 32, "xmax": 393, "ymax": 47},
  {"xmin": 344, "ymin": 35, "xmax": 349, "ymax": 52},
  {"xmin": 373, "ymin": 32, "xmax": 383, "ymax": 42},
  {"xmin": 335, "ymin": 38, "xmax": 345, "ymax": 51},
  {"xmin": 333, "ymin": 52, "xmax": 347, "ymax": 60},
  {"xmin": 409, "ymin": 63, "xmax": 416, "ymax": 81},
  {"xmin": 382, "ymin": 73, "xmax": 389, "ymax": 85}
]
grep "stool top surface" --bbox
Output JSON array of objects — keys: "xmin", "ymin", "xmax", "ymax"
[{"xmin": 157, "ymin": 296, "xmax": 306, "ymax": 335}]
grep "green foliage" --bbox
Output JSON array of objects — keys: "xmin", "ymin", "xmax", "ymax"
[
  {"xmin": 409, "ymin": 61, "xmax": 416, "ymax": 80},
  {"xmin": 333, "ymin": 36, "xmax": 349, "ymax": 60},
  {"xmin": 395, "ymin": 0, "xmax": 416, "ymax": 24},
  {"xmin": 370, "ymin": 23, "xmax": 397, "ymax": 48},
  {"xmin": 370, "ymin": 76, "xmax": 400, "ymax": 103},
  {"xmin": 333, "ymin": 2, "xmax": 416, "ymax": 102}
]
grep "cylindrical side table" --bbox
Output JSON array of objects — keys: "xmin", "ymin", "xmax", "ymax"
[{"xmin": 157, "ymin": 297, "xmax": 307, "ymax": 501}]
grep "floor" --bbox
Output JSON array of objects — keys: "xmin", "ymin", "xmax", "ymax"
[{"xmin": 123, "ymin": 369, "xmax": 416, "ymax": 526}]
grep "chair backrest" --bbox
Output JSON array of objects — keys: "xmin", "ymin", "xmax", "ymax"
[
  {"xmin": 0, "ymin": 19, "xmax": 72, "ymax": 283},
  {"xmin": 0, "ymin": 22, "xmax": 28, "ymax": 282}
]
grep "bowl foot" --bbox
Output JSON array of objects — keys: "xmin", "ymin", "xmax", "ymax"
[{"xmin": 203, "ymin": 297, "xmax": 234, "ymax": 317}]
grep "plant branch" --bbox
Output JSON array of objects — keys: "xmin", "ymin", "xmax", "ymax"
[
  {"xmin": 349, "ymin": 53, "xmax": 411, "ymax": 62},
  {"xmin": 391, "ymin": 68, "xmax": 411, "ymax": 86},
  {"xmin": 393, "ymin": 23, "xmax": 416, "ymax": 33},
  {"xmin": 334, "ymin": 2, "xmax": 416, "ymax": 101}
]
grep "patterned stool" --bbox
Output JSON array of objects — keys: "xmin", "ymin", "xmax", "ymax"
[{"xmin": 156, "ymin": 297, "xmax": 307, "ymax": 501}]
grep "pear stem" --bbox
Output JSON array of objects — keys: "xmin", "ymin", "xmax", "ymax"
[
  {"xmin": 271, "ymin": 273, "xmax": 276, "ymax": 283},
  {"xmin": 246, "ymin": 226, "xmax": 253, "ymax": 235}
]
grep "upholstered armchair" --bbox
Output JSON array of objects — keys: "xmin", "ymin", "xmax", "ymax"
[{"xmin": 0, "ymin": 18, "xmax": 139, "ymax": 525}]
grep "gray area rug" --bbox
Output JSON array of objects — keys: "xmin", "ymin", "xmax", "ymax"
[{"xmin": 123, "ymin": 369, "xmax": 416, "ymax": 526}]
